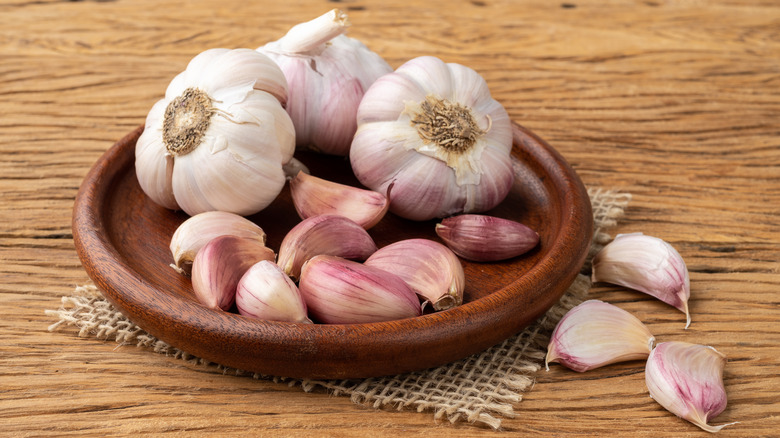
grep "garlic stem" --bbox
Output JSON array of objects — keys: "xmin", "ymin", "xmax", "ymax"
[{"xmin": 279, "ymin": 9, "xmax": 350, "ymax": 54}]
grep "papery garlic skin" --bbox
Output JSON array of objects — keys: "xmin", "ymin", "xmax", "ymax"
[
  {"xmin": 545, "ymin": 300, "xmax": 655, "ymax": 372},
  {"xmin": 258, "ymin": 9, "xmax": 392, "ymax": 156},
  {"xmin": 299, "ymin": 255, "xmax": 422, "ymax": 324},
  {"xmin": 350, "ymin": 56, "xmax": 514, "ymax": 221},
  {"xmin": 289, "ymin": 171, "xmax": 390, "ymax": 229},
  {"xmin": 277, "ymin": 214, "xmax": 378, "ymax": 279},
  {"xmin": 365, "ymin": 239, "xmax": 464, "ymax": 311},
  {"xmin": 135, "ymin": 48, "xmax": 295, "ymax": 216},
  {"xmin": 435, "ymin": 214, "xmax": 539, "ymax": 262},
  {"xmin": 592, "ymin": 233, "xmax": 692, "ymax": 328},
  {"xmin": 169, "ymin": 211, "xmax": 266, "ymax": 274},
  {"xmin": 236, "ymin": 260, "xmax": 311, "ymax": 323},
  {"xmin": 646, "ymin": 342, "xmax": 736, "ymax": 433},
  {"xmin": 191, "ymin": 235, "xmax": 276, "ymax": 311}
]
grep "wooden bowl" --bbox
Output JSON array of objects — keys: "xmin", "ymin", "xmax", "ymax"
[{"xmin": 72, "ymin": 123, "xmax": 592, "ymax": 379}]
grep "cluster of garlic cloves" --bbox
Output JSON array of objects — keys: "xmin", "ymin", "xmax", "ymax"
[
  {"xmin": 592, "ymin": 233, "xmax": 692, "ymax": 328},
  {"xmin": 435, "ymin": 214, "xmax": 539, "ymax": 262},
  {"xmin": 545, "ymin": 300, "xmax": 655, "ymax": 372},
  {"xmin": 645, "ymin": 342, "xmax": 736, "ymax": 433}
]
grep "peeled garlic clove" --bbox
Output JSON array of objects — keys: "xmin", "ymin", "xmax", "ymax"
[
  {"xmin": 191, "ymin": 236, "xmax": 275, "ymax": 311},
  {"xmin": 298, "ymin": 255, "xmax": 422, "ymax": 324},
  {"xmin": 236, "ymin": 260, "xmax": 312, "ymax": 323},
  {"xmin": 170, "ymin": 211, "xmax": 267, "ymax": 274},
  {"xmin": 545, "ymin": 299, "xmax": 655, "ymax": 372},
  {"xmin": 277, "ymin": 214, "xmax": 377, "ymax": 279},
  {"xmin": 592, "ymin": 233, "xmax": 692, "ymax": 328},
  {"xmin": 645, "ymin": 342, "xmax": 736, "ymax": 432},
  {"xmin": 435, "ymin": 214, "xmax": 539, "ymax": 262},
  {"xmin": 364, "ymin": 239, "xmax": 464, "ymax": 311},
  {"xmin": 289, "ymin": 171, "xmax": 390, "ymax": 229}
]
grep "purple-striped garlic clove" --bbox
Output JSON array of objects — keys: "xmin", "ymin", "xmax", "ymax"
[
  {"xmin": 277, "ymin": 214, "xmax": 378, "ymax": 280},
  {"xmin": 545, "ymin": 300, "xmax": 655, "ymax": 372},
  {"xmin": 592, "ymin": 233, "xmax": 692, "ymax": 328},
  {"xmin": 645, "ymin": 342, "xmax": 737, "ymax": 433},
  {"xmin": 365, "ymin": 238, "xmax": 464, "ymax": 311},
  {"xmin": 170, "ymin": 211, "xmax": 266, "ymax": 275},
  {"xmin": 289, "ymin": 171, "xmax": 390, "ymax": 229},
  {"xmin": 236, "ymin": 260, "xmax": 312, "ymax": 323},
  {"xmin": 191, "ymin": 235, "xmax": 276, "ymax": 311},
  {"xmin": 298, "ymin": 255, "xmax": 422, "ymax": 324},
  {"xmin": 435, "ymin": 214, "xmax": 539, "ymax": 262}
]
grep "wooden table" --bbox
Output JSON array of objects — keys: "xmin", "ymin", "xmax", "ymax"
[{"xmin": 2, "ymin": 0, "xmax": 778, "ymax": 435}]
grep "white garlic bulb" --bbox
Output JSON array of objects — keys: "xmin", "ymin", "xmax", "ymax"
[
  {"xmin": 349, "ymin": 56, "xmax": 514, "ymax": 221},
  {"xmin": 135, "ymin": 48, "xmax": 295, "ymax": 216},
  {"xmin": 258, "ymin": 9, "xmax": 392, "ymax": 156}
]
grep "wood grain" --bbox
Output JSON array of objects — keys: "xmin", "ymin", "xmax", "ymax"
[{"xmin": 1, "ymin": 0, "xmax": 778, "ymax": 435}]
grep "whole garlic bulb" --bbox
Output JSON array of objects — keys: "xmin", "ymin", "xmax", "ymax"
[
  {"xmin": 135, "ymin": 48, "xmax": 295, "ymax": 216},
  {"xmin": 257, "ymin": 9, "xmax": 392, "ymax": 156},
  {"xmin": 350, "ymin": 56, "xmax": 514, "ymax": 221}
]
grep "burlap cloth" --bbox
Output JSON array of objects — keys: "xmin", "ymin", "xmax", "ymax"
[{"xmin": 47, "ymin": 188, "xmax": 630, "ymax": 430}]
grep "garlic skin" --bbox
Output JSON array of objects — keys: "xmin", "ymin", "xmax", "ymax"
[
  {"xmin": 435, "ymin": 214, "xmax": 539, "ymax": 262},
  {"xmin": 545, "ymin": 300, "xmax": 655, "ymax": 372},
  {"xmin": 277, "ymin": 214, "xmax": 378, "ymax": 280},
  {"xmin": 365, "ymin": 239, "xmax": 464, "ymax": 311},
  {"xmin": 191, "ymin": 235, "xmax": 275, "ymax": 311},
  {"xmin": 258, "ymin": 9, "xmax": 392, "ymax": 156},
  {"xmin": 646, "ymin": 342, "xmax": 736, "ymax": 433},
  {"xmin": 592, "ymin": 233, "xmax": 692, "ymax": 328},
  {"xmin": 135, "ymin": 48, "xmax": 295, "ymax": 216},
  {"xmin": 169, "ymin": 211, "xmax": 266, "ymax": 274},
  {"xmin": 236, "ymin": 260, "xmax": 312, "ymax": 323},
  {"xmin": 299, "ymin": 255, "xmax": 422, "ymax": 324},
  {"xmin": 349, "ymin": 56, "xmax": 514, "ymax": 221},
  {"xmin": 289, "ymin": 171, "xmax": 390, "ymax": 229}
]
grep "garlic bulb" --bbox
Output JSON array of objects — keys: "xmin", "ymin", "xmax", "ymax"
[
  {"xmin": 592, "ymin": 233, "xmax": 692, "ymax": 328},
  {"xmin": 135, "ymin": 48, "xmax": 295, "ymax": 216},
  {"xmin": 545, "ymin": 300, "xmax": 655, "ymax": 372},
  {"xmin": 645, "ymin": 342, "xmax": 736, "ymax": 432},
  {"xmin": 435, "ymin": 214, "xmax": 539, "ymax": 262},
  {"xmin": 299, "ymin": 255, "xmax": 422, "ymax": 324},
  {"xmin": 349, "ymin": 56, "xmax": 514, "ymax": 221},
  {"xmin": 169, "ymin": 211, "xmax": 266, "ymax": 274},
  {"xmin": 236, "ymin": 260, "xmax": 311, "ymax": 323},
  {"xmin": 257, "ymin": 9, "xmax": 392, "ymax": 155}
]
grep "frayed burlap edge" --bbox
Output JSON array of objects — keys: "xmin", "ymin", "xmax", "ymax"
[{"xmin": 46, "ymin": 188, "xmax": 630, "ymax": 430}]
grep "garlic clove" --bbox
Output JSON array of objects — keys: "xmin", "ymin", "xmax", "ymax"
[
  {"xmin": 289, "ymin": 171, "xmax": 390, "ymax": 229},
  {"xmin": 645, "ymin": 342, "xmax": 736, "ymax": 433},
  {"xmin": 236, "ymin": 260, "xmax": 312, "ymax": 323},
  {"xmin": 135, "ymin": 99, "xmax": 179, "ymax": 211},
  {"xmin": 364, "ymin": 239, "xmax": 465, "ymax": 311},
  {"xmin": 277, "ymin": 214, "xmax": 378, "ymax": 280},
  {"xmin": 298, "ymin": 255, "xmax": 422, "ymax": 324},
  {"xmin": 435, "ymin": 214, "xmax": 539, "ymax": 262},
  {"xmin": 592, "ymin": 233, "xmax": 692, "ymax": 328},
  {"xmin": 170, "ymin": 211, "xmax": 267, "ymax": 275},
  {"xmin": 191, "ymin": 235, "xmax": 275, "ymax": 311},
  {"xmin": 545, "ymin": 300, "xmax": 655, "ymax": 372}
]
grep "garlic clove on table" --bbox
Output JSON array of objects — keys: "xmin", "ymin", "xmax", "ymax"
[
  {"xmin": 435, "ymin": 214, "xmax": 539, "ymax": 262},
  {"xmin": 236, "ymin": 260, "xmax": 311, "ymax": 323}
]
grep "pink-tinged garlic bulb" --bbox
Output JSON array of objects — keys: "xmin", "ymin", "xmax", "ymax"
[
  {"xmin": 545, "ymin": 300, "xmax": 655, "ymax": 372},
  {"xmin": 435, "ymin": 214, "xmax": 539, "ymax": 262},
  {"xmin": 349, "ymin": 56, "xmax": 514, "ymax": 221},
  {"xmin": 236, "ymin": 260, "xmax": 311, "ymax": 323},
  {"xmin": 645, "ymin": 342, "xmax": 737, "ymax": 433},
  {"xmin": 191, "ymin": 236, "xmax": 275, "ymax": 311},
  {"xmin": 289, "ymin": 171, "xmax": 390, "ymax": 229},
  {"xmin": 135, "ymin": 48, "xmax": 295, "ymax": 216},
  {"xmin": 365, "ymin": 239, "xmax": 464, "ymax": 311},
  {"xmin": 257, "ymin": 9, "xmax": 392, "ymax": 156},
  {"xmin": 277, "ymin": 214, "xmax": 377, "ymax": 280},
  {"xmin": 592, "ymin": 233, "xmax": 692, "ymax": 328},
  {"xmin": 298, "ymin": 255, "xmax": 422, "ymax": 324}
]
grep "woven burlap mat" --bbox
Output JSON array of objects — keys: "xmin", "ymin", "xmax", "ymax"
[{"xmin": 47, "ymin": 188, "xmax": 630, "ymax": 430}]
